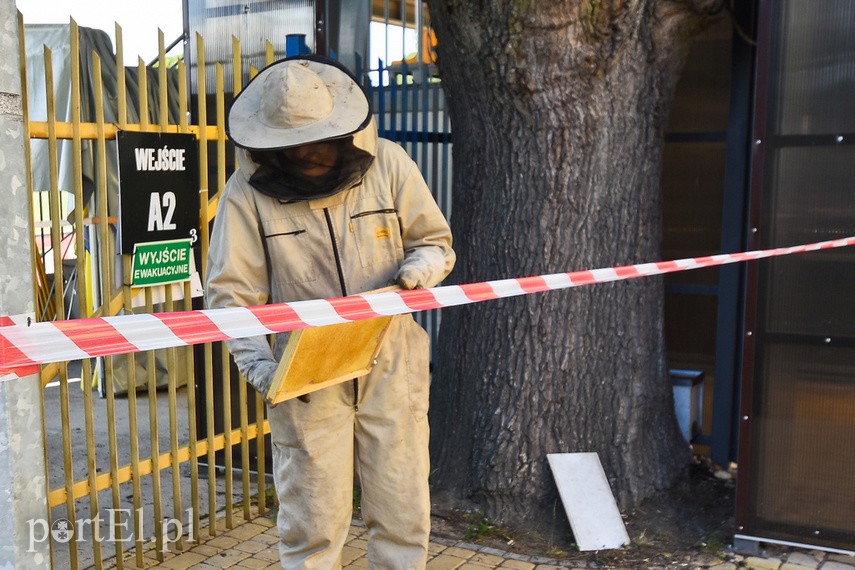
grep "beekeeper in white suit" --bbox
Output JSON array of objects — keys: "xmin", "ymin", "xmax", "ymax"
[{"xmin": 206, "ymin": 54, "xmax": 455, "ymax": 569}]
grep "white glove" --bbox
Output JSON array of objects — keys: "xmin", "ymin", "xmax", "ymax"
[
  {"xmin": 396, "ymin": 255, "xmax": 448, "ymax": 290},
  {"xmin": 396, "ymin": 265, "xmax": 426, "ymax": 289}
]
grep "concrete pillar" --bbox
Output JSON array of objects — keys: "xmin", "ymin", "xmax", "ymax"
[{"xmin": 0, "ymin": 1, "xmax": 52, "ymax": 568}]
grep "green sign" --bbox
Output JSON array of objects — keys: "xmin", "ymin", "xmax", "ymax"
[{"xmin": 131, "ymin": 239, "xmax": 192, "ymax": 287}]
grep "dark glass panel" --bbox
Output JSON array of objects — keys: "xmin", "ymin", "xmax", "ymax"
[
  {"xmin": 665, "ymin": 292, "xmax": 718, "ymax": 369},
  {"xmin": 667, "ymin": 15, "xmax": 732, "ymax": 133},
  {"xmin": 662, "ymin": 142, "xmax": 726, "ymax": 267},
  {"xmin": 773, "ymin": 0, "xmax": 855, "ymax": 135},
  {"xmin": 750, "ymin": 343, "xmax": 855, "ymax": 535},
  {"xmin": 762, "ymin": 147, "xmax": 855, "ymax": 337}
]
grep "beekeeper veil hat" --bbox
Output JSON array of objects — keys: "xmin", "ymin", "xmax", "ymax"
[{"xmin": 227, "ymin": 55, "xmax": 371, "ymax": 151}]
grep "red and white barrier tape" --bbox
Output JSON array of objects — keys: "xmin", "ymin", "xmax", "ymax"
[{"xmin": 2, "ymin": 236, "xmax": 854, "ymax": 379}]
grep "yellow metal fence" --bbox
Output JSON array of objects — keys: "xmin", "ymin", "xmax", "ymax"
[{"xmin": 20, "ymin": 15, "xmax": 275, "ymax": 570}]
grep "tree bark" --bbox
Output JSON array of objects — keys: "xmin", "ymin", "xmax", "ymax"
[{"xmin": 428, "ymin": 0, "xmax": 717, "ymax": 524}]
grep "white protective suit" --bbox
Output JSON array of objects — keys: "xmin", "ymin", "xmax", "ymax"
[{"xmin": 206, "ymin": 121, "xmax": 455, "ymax": 569}]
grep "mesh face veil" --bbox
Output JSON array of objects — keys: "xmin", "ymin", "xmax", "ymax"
[{"xmin": 248, "ymin": 137, "xmax": 374, "ymax": 202}]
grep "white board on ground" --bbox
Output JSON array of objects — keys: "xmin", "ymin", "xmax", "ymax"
[{"xmin": 547, "ymin": 452, "xmax": 630, "ymax": 551}]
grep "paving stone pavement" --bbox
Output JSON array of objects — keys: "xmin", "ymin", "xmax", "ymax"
[{"xmin": 101, "ymin": 514, "xmax": 855, "ymax": 570}]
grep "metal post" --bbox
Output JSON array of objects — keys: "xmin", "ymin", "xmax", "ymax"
[
  {"xmin": 315, "ymin": 0, "xmax": 327, "ymax": 55},
  {"xmin": 0, "ymin": 1, "xmax": 51, "ymax": 567}
]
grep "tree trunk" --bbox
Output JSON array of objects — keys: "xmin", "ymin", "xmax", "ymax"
[{"xmin": 428, "ymin": 0, "xmax": 715, "ymax": 525}]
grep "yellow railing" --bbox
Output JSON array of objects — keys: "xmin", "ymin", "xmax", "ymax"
[{"xmin": 19, "ymin": 15, "xmax": 274, "ymax": 570}]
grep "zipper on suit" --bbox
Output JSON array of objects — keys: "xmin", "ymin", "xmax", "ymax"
[
  {"xmin": 323, "ymin": 208, "xmax": 348, "ymax": 297},
  {"xmin": 350, "ymin": 208, "xmax": 396, "ymax": 219},
  {"xmin": 349, "ymin": 209, "xmax": 396, "ymax": 233},
  {"xmin": 323, "ymin": 208, "xmax": 359, "ymax": 410}
]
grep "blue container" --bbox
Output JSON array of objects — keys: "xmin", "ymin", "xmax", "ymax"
[{"xmin": 285, "ymin": 34, "xmax": 311, "ymax": 56}]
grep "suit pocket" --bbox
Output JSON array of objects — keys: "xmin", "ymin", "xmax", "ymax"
[
  {"xmin": 405, "ymin": 318, "xmax": 431, "ymax": 418},
  {"xmin": 350, "ymin": 201, "xmax": 403, "ymax": 268},
  {"xmin": 261, "ymin": 216, "xmax": 319, "ymax": 284}
]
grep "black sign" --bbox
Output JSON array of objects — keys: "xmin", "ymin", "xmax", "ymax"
[{"xmin": 116, "ymin": 131, "xmax": 200, "ymax": 254}]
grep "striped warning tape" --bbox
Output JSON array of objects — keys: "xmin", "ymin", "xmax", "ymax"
[{"xmin": 2, "ymin": 236, "xmax": 854, "ymax": 378}]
